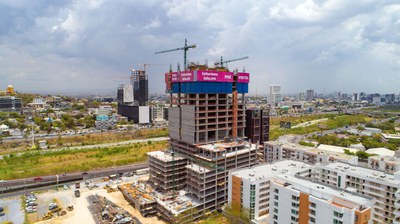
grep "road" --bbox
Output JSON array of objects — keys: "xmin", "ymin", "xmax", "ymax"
[
  {"xmin": 0, "ymin": 136, "xmax": 169, "ymax": 159},
  {"xmin": 0, "ymin": 162, "xmax": 148, "ymax": 198}
]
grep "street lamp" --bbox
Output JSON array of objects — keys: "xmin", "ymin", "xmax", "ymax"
[{"xmin": 56, "ymin": 175, "xmax": 59, "ymax": 191}]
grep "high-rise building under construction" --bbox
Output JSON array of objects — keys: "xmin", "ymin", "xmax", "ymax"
[
  {"xmin": 147, "ymin": 63, "xmax": 258, "ymax": 223},
  {"xmin": 130, "ymin": 69, "xmax": 148, "ymax": 106}
]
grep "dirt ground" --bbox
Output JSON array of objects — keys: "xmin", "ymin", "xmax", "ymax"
[
  {"xmin": 31, "ymin": 176, "xmax": 165, "ymax": 224},
  {"xmin": 96, "ymin": 190, "xmax": 165, "ymax": 224},
  {"xmin": 0, "ymin": 196, "xmax": 24, "ymax": 224}
]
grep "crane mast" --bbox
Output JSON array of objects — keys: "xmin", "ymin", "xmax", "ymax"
[{"xmin": 155, "ymin": 39, "xmax": 196, "ymax": 70}]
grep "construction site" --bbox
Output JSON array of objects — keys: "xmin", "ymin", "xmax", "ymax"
[{"xmin": 116, "ymin": 40, "xmax": 258, "ymax": 223}]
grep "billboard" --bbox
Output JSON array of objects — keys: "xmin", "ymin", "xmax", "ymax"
[
  {"xmin": 170, "ymin": 71, "xmax": 194, "ymax": 82},
  {"xmin": 168, "ymin": 70, "xmax": 248, "ymax": 83},
  {"xmin": 196, "ymin": 70, "xmax": 234, "ymax": 82},
  {"xmin": 237, "ymin": 72, "xmax": 250, "ymax": 83}
]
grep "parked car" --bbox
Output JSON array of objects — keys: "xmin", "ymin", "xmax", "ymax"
[
  {"xmin": 0, "ymin": 212, "xmax": 4, "ymax": 216},
  {"xmin": 74, "ymin": 190, "xmax": 81, "ymax": 198},
  {"xmin": 26, "ymin": 202, "xmax": 38, "ymax": 206},
  {"xmin": 0, "ymin": 207, "xmax": 3, "ymax": 212},
  {"xmin": 49, "ymin": 202, "xmax": 58, "ymax": 210},
  {"xmin": 33, "ymin": 177, "xmax": 43, "ymax": 181}
]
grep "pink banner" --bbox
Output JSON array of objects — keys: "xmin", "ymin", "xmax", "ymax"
[
  {"xmin": 179, "ymin": 71, "xmax": 194, "ymax": 82},
  {"xmin": 171, "ymin": 72, "xmax": 179, "ymax": 82},
  {"xmin": 237, "ymin": 72, "xmax": 250, "ymax": 83},
  {"xmin": 196, "ymin": 71, "xmax": 234, "ymax": 82},
  {"xmin": 170, "ymin": 71, "xmax": 194, "ymax": 82}
]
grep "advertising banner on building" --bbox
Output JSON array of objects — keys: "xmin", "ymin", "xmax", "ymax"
[
  {"xmin": 196, "ymin": 71, "xmax": 234, "ymax": 82},
  {"xmin": 170, "ymin": 71, "xmax": 194, "ymax": 82},
  {"xmin": 237, "ymin": 72, "xmax": 250, "ymax": 83}
]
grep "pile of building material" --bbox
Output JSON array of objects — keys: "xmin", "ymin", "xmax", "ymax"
[
  {"xmin": 118, "ymin": 182, "xmax": 157, "ymax": 217},
  {"xmin": 87, "ymin": 194, "xmax": 140, "ymax": 224}
]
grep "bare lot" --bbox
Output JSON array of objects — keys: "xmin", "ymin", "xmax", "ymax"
[{"xmin": 0, "ymin": 196, "xmax": 24, "ymax": 224}]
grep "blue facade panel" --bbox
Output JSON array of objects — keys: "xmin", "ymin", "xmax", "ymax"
[
  {"xmin": 237, "ymin": 83, "xmax": 249, "ymax": 93},
  {"xmin": 172, "ymin": 82, "xmax": 248, "ymax": 94}
]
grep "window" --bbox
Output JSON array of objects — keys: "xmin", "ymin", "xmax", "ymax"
[
  {"xmin": 333, "ymin": 220, "xmax": 343, "ymax": 224},
  {"xmin": 292, "ymin": 195, "xmax": 299, "ymax": 201},
  {"xmin": 334, "ymin": 211, "xmax": 343, "ymax": 218},
  {"xmin": 274, "ymin": 188, "xmax": 279, "ymax": 193},
  {"xmin": 291, "ymin": 209, "xmax": 298, "ymax": 215},
  {"xmin": 274, "ymin": 195, "xmax": 279, "ymax": 200}
]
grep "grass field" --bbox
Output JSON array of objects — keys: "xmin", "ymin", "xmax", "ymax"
[
  {"xmin": 0, "ymin": 141, "xmax": 168, "ymax": 180},
  {"xmin": 0, "ymin": 128, "xmax": 169, "ymax": 155},
  {"xmin": 269, "ymin": 114, "xmax": 371, "ymax": 140}
]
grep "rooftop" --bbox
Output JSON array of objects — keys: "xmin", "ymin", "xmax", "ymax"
[
  {"xmin": 317, "ymin": 144, "xmax": 359, "ymax": 154},
  {"xmin": 231, "ymin": 160, "xmax": 312, "ymax": 182},
  {"xmin": 275, "ymin": 174, "xmax": 372, "ymax": 208},
  {"xmin": 148, "ymin": 150, "xmax": 185, "ymax": 162},
  {"xmin": 365, "ymin": 148, "xmax": 395, "ymax": 157},
  {"xmin": 197, "ymin": 141, "xmax": 249, "ymax": 152},
  {"xmin": 319, "ymin": 162, "xmax": 400, "ymax": 186}
]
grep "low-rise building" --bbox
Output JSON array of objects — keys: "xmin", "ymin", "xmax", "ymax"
[
  {"xmin": 228, "ymin": 160, "xmax": 374, "ymax": 224},
  {"xmin": 264, "ymin": 141, "xmax": 358, "ymax": 165},
  {"xmin": 0, "ymin": 96, "xmax": 22, "ymax": 112},
  {"xmin": 368, "ymin": 155, "xmax": 400, "ymax": 173}
]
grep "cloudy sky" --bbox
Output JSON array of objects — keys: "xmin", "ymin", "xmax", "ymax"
[{"xmin": 0, "ymin": 0, "xmax": 399, "ymax": 96}]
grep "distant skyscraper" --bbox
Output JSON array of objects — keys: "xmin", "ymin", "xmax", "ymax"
[
  {"xmin": 352, "ymin": 93, "xmax": 358, "ymax": 101},
  {"xmin": 130, "ymin": 69, "xmax": 148, "ymax": 106},
  {"xmin": 268, "ymin": 85, "xmax": 283, "ymax": 107},
  {"xmin": 298, "ymin": 92, "xmax": 305, "ymax": 101},
  {"xmin": 117, "ymin": 84, "xmax": 134, "ymax": 104},
  {"xmin": 306, "ymin": 89, "xmax": 314, "ymax": 101}
]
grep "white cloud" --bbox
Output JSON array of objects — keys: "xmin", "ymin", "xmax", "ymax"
[
  {"xmin": 0, "ymin": 0, "xmax": 399, "ymax": 94},
  {"xmin": 144, "ymin": 17, "xmax": 162, "ymax": 29}
]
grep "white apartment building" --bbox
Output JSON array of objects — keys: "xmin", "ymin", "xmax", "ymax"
[
  {"xmin": 264, "ymin": 141, "xmax": 359, "ymax": 165},
  {"xmin": 268, "ymin": 85, "xmax": 283, "ymax": 107},
  {"xmin": 270, "ymin": 175, "xmax": 373, "ymax": 224},
  {"xmin": 314, "ymin": 162, "xmax": 400, "ymax": 223},
  {"xmin": 151, "ymin": 104, "xmax": 167, "ymax": 123},
  {"xmin": 228, "ymin": 160, "xmax": 374, "ymax": 224},
  {"xmin": 368, "ymin": 156, "xmax": 400, "ymax": 173}
]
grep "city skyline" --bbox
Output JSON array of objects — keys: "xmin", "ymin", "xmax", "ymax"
[{"xmin": 1, "ymin": 0, "xmax": 400, "ymax": 95}]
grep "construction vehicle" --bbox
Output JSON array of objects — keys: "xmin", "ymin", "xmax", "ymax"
[
  {"xmin": 74, "ymin": 189, "xmax": 81, "ymax": 197},
  {"xmin": 42, "ymin": 212, "xmax": 53, "ymax": 220}
]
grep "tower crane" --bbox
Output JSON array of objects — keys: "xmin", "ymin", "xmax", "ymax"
[
  {"xmin": 215, "ymin": 56, "xmax": 249, "ymax": 67},
  {"xmin": 137, "ymin": 63, "xmax": 164, "ymax": 72},
  {"xmin": 155, "ymin": 39, "xmax": 196, "ymax": 70}
]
